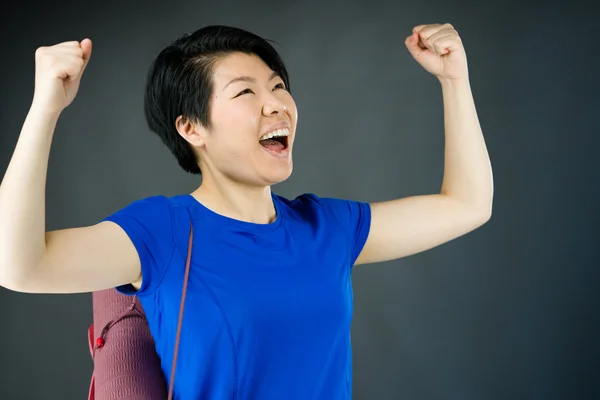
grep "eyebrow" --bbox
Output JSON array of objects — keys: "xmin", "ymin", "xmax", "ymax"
[{"xmin": 222, "ymin": 71, "xmax": 280, "ymax": 91}]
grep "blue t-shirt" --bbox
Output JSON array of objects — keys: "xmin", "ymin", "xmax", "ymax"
[{"xmin": 102, "ymin": 192, "xmax": 371, "ymax": 400}]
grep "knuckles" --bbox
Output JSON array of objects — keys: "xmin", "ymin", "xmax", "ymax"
[{"xmin": 35, "ymin": 43, "xmax": 84, "ymax": 70}]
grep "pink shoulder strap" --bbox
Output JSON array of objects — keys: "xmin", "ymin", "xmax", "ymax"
[{"xmin": 168, "ymin": 220, "xmax": 194, "ymax": 400}]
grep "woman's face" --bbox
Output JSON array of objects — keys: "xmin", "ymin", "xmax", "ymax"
[{"xmin": 183, "ymin": 52, "xmax": 297, "ymax": 188}]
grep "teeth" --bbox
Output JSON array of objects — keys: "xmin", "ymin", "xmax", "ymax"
[{"xmin": 260, "ymin": 128, "xmax": 289, "ymax": 141}]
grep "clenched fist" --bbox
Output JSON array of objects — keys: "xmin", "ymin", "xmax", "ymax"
[
  {"xmin": 405, "ymin": 24, "xmax": 468, "ymax": 81},
  {"xmin": 32, "ymin": 39, "xmax": 92, "ymax": 114}
]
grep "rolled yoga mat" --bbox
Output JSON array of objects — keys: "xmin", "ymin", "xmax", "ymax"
[{"xmin": 89, "ymin": 288, "xmax": 167, "ymax": 400}]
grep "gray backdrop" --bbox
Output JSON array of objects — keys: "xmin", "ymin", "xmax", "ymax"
[{"xmin": 1, "ymin": 0, "xmax": 598, "ymax": 399}]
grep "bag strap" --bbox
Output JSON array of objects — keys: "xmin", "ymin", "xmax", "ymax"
[{"xmin": 167, "ymin": 220, "xmax": 194, "ymax": 400}]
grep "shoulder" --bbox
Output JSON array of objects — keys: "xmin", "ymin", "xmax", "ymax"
[
  {"xmin": 103, "ymin": 195, "xmax": 187, "ymax": 296},
  {"xmin": 276, "ymin": 192, "xmax": 372, "ymax": 265},
  {"xmin": 113, "ymin": 194, "xmax": 173, "ymax": 213},
  {"xmin": 275, "ymin": 192, "xmax": 344, "ymax": 209},
  {"xmin": 278, "ymin": 192, "xmax": 370, "ymax": 212},
  {"xmin": 102, "ymin": 195, "xmax": 173, "ymax": 216},
  {"xmin": 275, "ymin": 192, "xmax": 371, "ymax": 226},
  {"xmin": 102, "ymin": 194, "xmax": 179, "ymax": 241}
]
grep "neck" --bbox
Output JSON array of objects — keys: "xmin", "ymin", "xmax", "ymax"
[{"xmin": 191, "ymin": 173, "xmax": 276, "ymax": 225}]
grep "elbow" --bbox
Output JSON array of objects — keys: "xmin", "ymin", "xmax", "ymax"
[
  {"xmin": 458, "ymin": 197, "xmax": 492, "ymax": 229},
  {"xmin": 482, "ymin": 184, "xmax": 494, "ymax": 222},
  {"xmin": 449, "ymin": 194, "xmax": 493, "ymax": 227},
  {"xmin": 0, "ymin": 269, "xmax": 29, "ymax": 293},
  {"xmin": 0, "ymin": 259, "xmax": 38, "ymax": 293},
  {"xmin": 468, "ymin": 188, "xmax": 493, "ymax": 226},
  {"xmin": 478, "ymin": 208, "xmax": 492, "ymax": 225},
  {"xmin": 0, "ymin": 243, "xmax": 47, "ymax": 293},
  {"xmin": 473, "ymin": 201, "xmax": 493, "ymax": 226}
]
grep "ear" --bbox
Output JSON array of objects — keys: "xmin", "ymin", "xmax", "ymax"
[{"xmin": 175, "ymin": 116, "xmax": 208, "ymax": 147}]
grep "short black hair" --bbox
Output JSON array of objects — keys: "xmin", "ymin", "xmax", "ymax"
[{"xmin": 143, "ymin": 25, "xmax": 291, "ymax": 174}]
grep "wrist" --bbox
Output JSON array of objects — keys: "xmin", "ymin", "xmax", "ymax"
[
  {"xmin": 28, "ymin": 101, "xmax": 63, "ymax": 121},
  {"xmin": 438, "ymin": 76, "xmax": 471, "ymax": 91}
]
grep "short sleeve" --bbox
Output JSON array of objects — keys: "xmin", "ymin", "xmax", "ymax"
[
  {"xmin": 303, "ymin": 194, "xmax": 372, "ymax": 266},
  {"xmin": 101, "ymin": 195, "xmax": 175, "ymax": 297}
]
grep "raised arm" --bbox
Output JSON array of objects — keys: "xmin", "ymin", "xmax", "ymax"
[
  {"xmin": 0, "ymin": 39, "xmax": 141, "ymax": 293},
  {"xmin": 355, "ymin": 23, "xmax": 493, "ymax": 266}
]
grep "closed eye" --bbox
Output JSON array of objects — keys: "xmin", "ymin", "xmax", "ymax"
[
  {"xmin": 234, "ymin": 88, "xmax": 254, "ymax": 97},
  {"xmin": 234, "ymin": 83, "xmax": 286, "ymax": 98}
]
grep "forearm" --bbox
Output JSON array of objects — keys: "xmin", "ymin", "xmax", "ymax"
[
  {"xmin": 438, "ymin": 77, "xmax": 493, "ymax": 214},
  {"xmin": 0, "ymin": 105, "xmax": 58, "ymax": 284}
]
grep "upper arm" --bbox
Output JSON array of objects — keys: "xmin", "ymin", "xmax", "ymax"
[
  {"xmin": 14, "ymin": 195, "xmax": 175, "ymax": 294},
  {"xmin": 354, "ymin": 194, "xmax": 491, "ymax": 266},
  {"xmin": 19, "ymin": 221, "xmax": 143, "ymax": 294}
]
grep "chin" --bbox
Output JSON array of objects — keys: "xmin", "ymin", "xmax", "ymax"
[{"xmin": 264, "ymin": 164, "xmax": 293, "ymax": 186}]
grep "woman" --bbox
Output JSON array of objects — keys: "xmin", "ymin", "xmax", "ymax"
[{"xmin": 0, "ymin": 24, "xmax": 493, "ymax": 399}]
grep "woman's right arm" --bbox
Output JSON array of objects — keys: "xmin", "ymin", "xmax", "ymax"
[{"xmin": 0, "ymin": 39, "xmax": 141, "ymax": 294}]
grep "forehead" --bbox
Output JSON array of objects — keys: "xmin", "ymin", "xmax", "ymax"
[{"xmin": 212, "ymin": 52, "xmax": 275, "ymax": 86}]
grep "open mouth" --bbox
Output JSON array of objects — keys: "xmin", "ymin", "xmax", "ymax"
[{"xmin": 259, "ymin": 128, "xmax": 289, "ymax": 152}]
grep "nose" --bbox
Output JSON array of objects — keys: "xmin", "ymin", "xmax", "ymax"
[{"xmin": 262, "ymin": 98, "xmax": 287, "ymax": 116}]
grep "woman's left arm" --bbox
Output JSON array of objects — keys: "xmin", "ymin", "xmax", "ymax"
[{"xmin": 355, "ymin": 23, "xmax": 493, "ymax": 266}]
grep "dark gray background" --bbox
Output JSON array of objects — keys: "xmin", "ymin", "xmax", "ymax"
[{"xmin": 1, "ymin": 0, "xmax": 598, "ymax": 399}]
